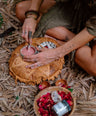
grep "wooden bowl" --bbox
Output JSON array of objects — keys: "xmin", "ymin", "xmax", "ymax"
[
  {"xmin": 34, "ymin": 86, "xmax": 76, "ymax": 116},
  {"xmin": 9, "ymin": 37, "xmax": 64, "ymax": 85}
]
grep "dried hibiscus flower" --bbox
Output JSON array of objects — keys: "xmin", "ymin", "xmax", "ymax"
[{"xmin": 37, "ymin": 90, "xmax": 73, "ymax": 116}]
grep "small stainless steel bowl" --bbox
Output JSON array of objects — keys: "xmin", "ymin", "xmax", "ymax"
[{"xmin": 20, "ymin": 45, "xmax": 37, "ymax": 57}]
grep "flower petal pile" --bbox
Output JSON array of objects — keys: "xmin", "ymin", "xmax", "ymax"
[{"xmin": 37, "ymin": 91, "xmax": 73, "ymax": 116}]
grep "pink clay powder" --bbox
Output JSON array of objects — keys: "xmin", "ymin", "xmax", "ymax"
[{"xmin": 21, "ymin": 46, "xmax": 35, "ymax": 56}]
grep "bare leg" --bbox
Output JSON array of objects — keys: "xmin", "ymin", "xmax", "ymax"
[
  {"xmin": 16, "ymin": 0, "xmax": 74, "ymax": 43},
  {"xmin": 45, "ymin": 26, "xmax": 75, "ymax": 45},
  {"xmin": 46, "ymin": 26, "xmax": 75, "ymax": 41},
  {"xmin": 16, "ymin": 0, "xmax": 56, "ymax": 22},
  {"xmin": 16, "ymin": 0, "xmax": 96, "ymax": 76},
  {"xmin": 75, "ymin": 40, "xmax": 96, "ymax": 76}
]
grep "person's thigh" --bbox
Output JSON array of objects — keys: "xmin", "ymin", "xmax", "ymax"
[
  {"xmin": 75, "ymin": 45, "xmax": 96, "ymax": 76},
  {"xmin": 16, "ymin": 0, "xmax": 32, "ymax": 21},
  {"xmin": 46, "ymin": 26, "xmax": 75, "ymax": 42},
  {"xmin": 16, "ymin": 0, "xmax": 56, "ymax": 21},
  {"xmin": 40, "ymin": 0, "xmax": 56, "ymax": 14}
]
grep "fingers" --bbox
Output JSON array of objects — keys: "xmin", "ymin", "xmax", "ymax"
[
  {"xmin": 22, "ymin": 28, "xmax": 29, "ymax": 42},
  {"xmin": 23, "ymin": 54, "xmax": 39, "ymax": 63},
  {"xmin": 21, "ymin": 18, "xmax": 37, "ymax": 43},
  {"xmin": 23, "ymin": 54, "xmax": 42, "ymax": 69},
  {"xmin": 22, "ymin": 29, "xmax": 33, "ymax": 44},
  {"xmin": 36, "ymin": 46, "xmax": 48, "ymax": 52},
  {"xmin": 23, "ymin": 57, "xmax": 37, "ymax": 62},
  {"xmin": 23, "ymin": 54, "xmax": 35, "ymax": 59},
  {"xmin": 26, "ymin": 62, "xmax": 42, "ymax": 69}
]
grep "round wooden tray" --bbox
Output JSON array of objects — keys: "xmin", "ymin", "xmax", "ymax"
[
  {"xmin": 34, "ymin": 86, "xmax": 76, "ymax": 116},
  {"xmin": 9, "ymin": 37, "xmax": 64, "ymax": 85}
]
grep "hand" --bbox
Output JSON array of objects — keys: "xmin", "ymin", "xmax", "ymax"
[
  {"xmin": 23, "ymin": 48, "xmax": 60, "ymax": 69},
  {"xmin": 22, "ymin": 17, "xmax": 37, "ymax": 44}
]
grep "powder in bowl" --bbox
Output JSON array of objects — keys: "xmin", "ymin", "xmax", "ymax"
[{"xmin": 20, "ymin": 45, "xmax": 37, "ymax": 57}]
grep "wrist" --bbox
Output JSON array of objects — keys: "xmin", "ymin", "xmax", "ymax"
[
  {"xmin": 25, "ymin": 14, "xmax": 38, "ymax": 20},
  {"xmin": 25, "ymin": 10, "xmax": 40, "ymax": 20},
  {"xmin": 56, "ymin": 47, "xmax": 64, "ymax": 58},
  {"xmin": 25, "ymin": 17, "xmax": 37, "ymax": 24}
]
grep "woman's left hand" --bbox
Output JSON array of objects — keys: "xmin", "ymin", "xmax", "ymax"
[{"xmin": 23, "ymin": 48, "xmax": 60, "ymax": 69}]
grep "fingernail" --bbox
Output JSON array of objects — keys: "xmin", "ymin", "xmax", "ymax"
[{"xmin": 26, "ymin": 66, "xmax": 28, "ymax": 68}]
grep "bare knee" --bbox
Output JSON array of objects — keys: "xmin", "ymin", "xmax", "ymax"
[
  {"xmin": 86, "ymin": 59, "xmax": 96, "ymax": 76},
  {"xmin": 16, "ymin": 2, "xmax": 23, "ymax": 17},
  {"xmin": 46, "ymin": 26, "xmax": 75, "ymax": 41},
  {"xmin": 16, "ymin": 2, "xmax": 27, "ymax": 22},
  {"xmin": 75, "ymin": 46, "xmax": 96, "ymax": 76},
  {"xmin": 75, "ymin": 46, "xmax": 89, "ymax": 62},
  {"xmin": 89, "ymin": 65, "xmax": 96, "ymax": 76}
]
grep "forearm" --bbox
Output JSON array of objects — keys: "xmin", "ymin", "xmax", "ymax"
[
  {"xmin": 58, "ymin": 28, "xmax": 95, "ymax": 57},
  {"xmin": 29, "ymin": 0, "xmax": 43, "ymax": 11}
]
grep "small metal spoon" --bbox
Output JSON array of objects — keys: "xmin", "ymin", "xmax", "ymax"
[{"xmin": 27, "ymin": 31, "xmax": 32, "ymax": 50}]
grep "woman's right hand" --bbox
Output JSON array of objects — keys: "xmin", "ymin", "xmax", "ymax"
[{"xmin": 22, "ymin": 17, "xmax": 37, "ymax": 43}]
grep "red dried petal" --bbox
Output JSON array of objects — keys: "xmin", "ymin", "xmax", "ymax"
[
  {"xmin": 37, "ymin": 90, "xmax": 73, "ymax": 116},
  {"xmin": 67, "ymin": 100, "xmax": 73, "ymax": 106},
  {"xmin": 39, "ymin": 108, "xmax": 48, "ymax": 114},
  {"xmin": 40, "ymin": 97, "xmax": 45, "ymax": 102},
  {"xmin": 38, "ymin": 102, "xmax": 42, "ymax": 107},
  {"xmin": 42, "ymin": 114, "xmax": 49, "ymax": 116}
]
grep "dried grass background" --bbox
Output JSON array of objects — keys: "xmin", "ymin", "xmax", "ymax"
[{"xmin": 0, "ymin": 0, "xmax": 96, "ymax": 116}]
